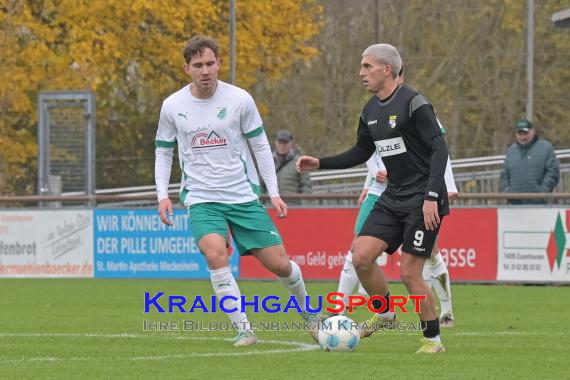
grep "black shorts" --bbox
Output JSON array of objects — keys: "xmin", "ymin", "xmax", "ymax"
[{"xmin": 358, "ymin": 197, "xmax": 444, "ymax": 257}]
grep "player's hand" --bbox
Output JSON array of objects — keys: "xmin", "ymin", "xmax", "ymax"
[
  {"xmin": 422, "ymin": 200, "xmax": 440, "ymax": 231},
  {"xmin": 296, "ymin": 156, "xmax": 320, "ymax": 173},
  {"xmin": 448, "ymin": 192, "xmax": 458, "ymax": 203},
  {"xmin": 158, "ymin": 198, "xmax": 174, "ymax": 226},
  {"xmin": 271, "ymin": 196, "xmax": 288, "ymax": 218},
  {"xmin": 358, "ymin": 188, "xmax": 368, "ymax": 206},
  {"xmin": 375, "ymin": 170, "xmax": 388, "ymax": 183}
]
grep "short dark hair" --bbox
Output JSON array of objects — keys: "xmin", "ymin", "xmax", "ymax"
[{"xmin": 183, "ymin": 36, "xmax": 219, "ymax": 63}]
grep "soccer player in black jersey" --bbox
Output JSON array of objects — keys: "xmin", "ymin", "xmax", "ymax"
[{"xmin": 297, "ymin": 44, "xmax": 448, "ymax": 353}]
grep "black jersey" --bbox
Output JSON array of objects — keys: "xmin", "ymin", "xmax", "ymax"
[{"xmin": 320, "ymin": 84, "xmax": 449, "ymax": 213}]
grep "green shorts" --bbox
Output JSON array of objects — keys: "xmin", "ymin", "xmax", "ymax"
[
  {"xmin": 189, "ymin": 201, "xmax": 282, "ymax": 256},
  {"xmin": 354, "ymin": 193, "xmax": 380, "ymax": 235}
]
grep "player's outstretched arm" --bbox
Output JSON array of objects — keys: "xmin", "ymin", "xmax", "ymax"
[
  {"xmin": 296, "ymin": 156, "xmax": 320, "ymax": 172},
  {"xmin": 301, "ymin": 120, "xmax": 375, "ymax": 173},
  {"xmin": 155, "ymin": 102, "xmax": 177, "ymax": 226},
  {"xmin": 155, "ymin": 146, "xmax": 174, "ymax": 226}
]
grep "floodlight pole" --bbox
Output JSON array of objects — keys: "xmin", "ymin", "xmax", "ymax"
[
  {"xmin": 374, "ymin": 0, "xmax": 379, "ymax": 42},
  {"xmin": 526, "ymin": 0, "xmax": 534, "ymax": 122}
]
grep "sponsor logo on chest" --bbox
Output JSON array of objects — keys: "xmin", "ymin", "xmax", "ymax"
[
  {"xmin": 191, "ymin": 130, "xmax": 227, "ymax": 149},
  {"xmin": 374, "ymin": 137, "xmax": 407, "ymax": 157}
]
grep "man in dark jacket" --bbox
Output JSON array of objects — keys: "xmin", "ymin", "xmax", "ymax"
[
  {"xmin": 500, "ymin": 119, "xmax": 560, "ymax": 204},
  {"xmin": 272, "ymin": 130, "xmax": 311, "ymax": 204}
]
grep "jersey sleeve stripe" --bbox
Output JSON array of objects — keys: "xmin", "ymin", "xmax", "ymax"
[
  {"xmin": 244, "ymin": 125, "xmax": 265, "ymax": 139},
  {"xmin": 179, "ymin": 187, "xmax": 189, "ymax": 205},
  {"xmin": 409, "ymin": 95, "xmax": 429, "ymax": 118},
  {"xmin": 155, "ymin": 140, "xmax": 176, "ymax": 148}
]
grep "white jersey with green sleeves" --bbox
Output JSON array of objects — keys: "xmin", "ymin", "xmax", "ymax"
[{"xmin": 155, "ymin": 81, "xmax": 265, "ymax": 206}]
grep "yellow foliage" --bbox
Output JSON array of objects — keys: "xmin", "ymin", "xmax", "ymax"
[{"xmin": 0, "ymin": 0, "xmax": 322, "ymax": 194}]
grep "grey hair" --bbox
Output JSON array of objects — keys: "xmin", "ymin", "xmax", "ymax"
[{"xmin": 362, "ymin": 44, "xmax": 402, "ymax": 79}]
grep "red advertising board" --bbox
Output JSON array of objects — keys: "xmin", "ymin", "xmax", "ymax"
[
  {"xmin": 240, "ymin": 208, "xmax": 498, "ymax": 282},
  {"xmin": 240, "ymin": 208, "xmax": 358, "ymax": 280},
  {"xmin": 435, "ymin": 208, "xmax": 497, "ymax": 281}
]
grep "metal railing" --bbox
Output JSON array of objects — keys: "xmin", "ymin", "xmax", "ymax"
[
  {"xmin": 2, "ymin": 150, "xmax": 569, "ymax": 208},
  {"xmin": 309, "ymin": 148, "xmax": 570, "ymax": 183},
  {"xmin": 308, "ymin": 149, "xmax": 570, "ymax": 205},
  {"xmin": 1, "ymin": 192, "xmax": 570, "ymax": 208}
]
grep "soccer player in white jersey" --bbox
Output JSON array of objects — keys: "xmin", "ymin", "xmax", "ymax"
[{"xmin": 154, "ymin": 36, "xmax": 320, "ymax": 347}]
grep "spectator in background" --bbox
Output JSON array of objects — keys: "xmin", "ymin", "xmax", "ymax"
[
  {"xmin": 500, "ymin": 119, "xmax": 560, "ymax": 204},
  {"xmin": 272, "ymin": 130, "xmax": 311, "ymax": 204}
]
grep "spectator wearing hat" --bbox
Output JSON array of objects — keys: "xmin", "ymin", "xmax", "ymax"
[
  {"xmin": 271, "ymin": 130, "xmax": 311, "ymax": 204},
  {"xmin": 500, "ymin": 119, "xmax": 560, "ymax": 204}
]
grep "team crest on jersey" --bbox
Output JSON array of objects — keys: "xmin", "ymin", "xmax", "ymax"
[
  {"xmin": 191, "ymin": 130, "xmax": 227, "ymax": 149},
  {"xmin": 216, "ymin": 106, "xmax": 227, "ymax": 120},
  {"xmin": 389, "ymin": 115, "xmax": 397, "ymax": 128}
]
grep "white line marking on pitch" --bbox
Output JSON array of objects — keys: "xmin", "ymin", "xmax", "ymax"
[{"xmin": 0, "ymin": 333, "xmax": 319, "ymax": 364}]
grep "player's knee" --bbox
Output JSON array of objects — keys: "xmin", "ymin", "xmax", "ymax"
[
  {"xmin": 400, "ymin": 266, "xmax": 423, "ymax": 287},
  {"xmin": 272, "ymin": 258, "xmax": 292, "ymax": 277},
  {"xmin": 259, "ymin": 249, "xmax": 291, "ymax": 277},
  {"xmin": 203, "ymin": 249, "xmax": 229, "ymax": 269},
  {"xmin": 399, "ymin": 270, "xmax": 414, "ymax": 287},
  {"xmin": 352, "ymin": 252, "xmax": 375, "ymax": 272}
]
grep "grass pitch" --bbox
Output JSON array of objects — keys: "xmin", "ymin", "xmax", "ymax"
[{"xmin": 1, "ymin": 279, "xmax": 568, "ymax": 379}]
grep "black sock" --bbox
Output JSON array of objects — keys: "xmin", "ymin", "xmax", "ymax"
[
  {"xmin": 420, "ymin": 319, "xmax": 440, "ymax": 338},
  {"xmin": 371, "ymin": 292, "xmax": 390, "ymax": 313}
]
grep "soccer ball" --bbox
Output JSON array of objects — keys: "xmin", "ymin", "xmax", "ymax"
[{"xmin": 317, "ymin": 315, "xmax": 360, "ymax": 352}]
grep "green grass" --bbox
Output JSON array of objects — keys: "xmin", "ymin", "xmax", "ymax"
[{"xmin": 1, "ymin": 280, "xmax": 568, "ymax": 379}]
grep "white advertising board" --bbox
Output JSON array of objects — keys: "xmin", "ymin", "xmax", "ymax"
[
  {"xmin": 0, "ymin": 210, "xmax": 93, "ymax": 278},
  {"xmin": 498, "ymin": 208, "xmax": 570, "ymax": 282}
]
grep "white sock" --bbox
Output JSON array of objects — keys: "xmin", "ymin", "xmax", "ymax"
[
  {"xmin": 428, "ymin": 252, "xmax": 446, "ymax": 277},
  {"xmin": 376, "ymin": 311, "xmax": 396, "ymax": 320},
  {"xmin": 210, "ymin": 267, "xmax": 249, "ymax": 331},
  {"xmin": 427, "ymin": 252, "xmax": 453, "ymax": 316},
  {"xmin": 422, "ymin": 258, "xmax": 432, "ymax": 282},
  {"xmin": 431, "ymin": 275, "xmax": 452, "ymax": 316},
  {"xmin": 425, "ymin": 335, "xmax": 441, "ymax": 343},
  {"xmin": 337, "ymin": 251, "xmax": 359, "ymax": 315},
  {"xmin": 278, "ymin": 260, "xmax": 308, "ymax": 313}
]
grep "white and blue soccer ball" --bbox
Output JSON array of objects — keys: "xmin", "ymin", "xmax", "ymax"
[{"xmin": 317, "ymin": 315, "xmax": 360, "ymax": 352}]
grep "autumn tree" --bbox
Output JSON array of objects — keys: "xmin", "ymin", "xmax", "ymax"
[
  {"xmin": 0, "ymin": 0, "xmax": 322, "ymax": 194},
  {"xmin": 259, "ymin": 0, "xmax": 570, "ymax": 160},
  {"xmin": 3, "ymin": 0, "xmax": 569, "ymax": 195}
]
